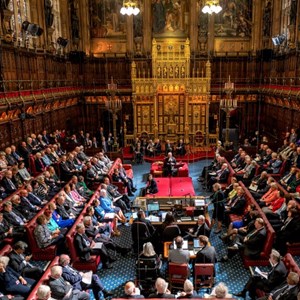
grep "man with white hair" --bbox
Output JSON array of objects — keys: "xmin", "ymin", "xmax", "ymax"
[
  {"xmin": 59, "ymin": 254, "xmax": 113, "ymax": 299},
  {"xmin": 177, "ymin": 279, "xmax": 197, "ymax": 298},
  {"xmin": 123, "ymin": 281, "xmax": 144, "ymax": 298},
  {"xmin": 235, "ymin": 249, "xmax": 287, "ymax": 299},
  {"xmin": 148, "ymin": 277, "xmax": 175, "ymax": 298},
  {"xmin": 36, "ymin": 284, "xmax": 54, "ymax": 300},
  {"xmin": 49, "ymin": 265, "xmax": 89, "ymax": 300}
]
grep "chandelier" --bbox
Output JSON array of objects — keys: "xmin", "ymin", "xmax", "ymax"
[
  {"xmin": 202, "ymin": 0, "xmax": 222, "ymax": 14},
  {"xmin": 120, "ymin": 0, "xmax": 140, "ymax": 16}
]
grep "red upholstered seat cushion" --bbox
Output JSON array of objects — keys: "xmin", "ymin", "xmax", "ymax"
[{"xmin": 170, "ymin": 177, "xmax": 195, "ymax": 196}]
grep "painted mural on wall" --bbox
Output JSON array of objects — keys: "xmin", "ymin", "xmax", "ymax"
[
  {"xmin": 90, "ymin": 0, "xmax": 126, "ymax": 38},
  {"xmin": 214, "ymin": 0, "xmax": 252, "ymax": 37},
  {"xmin": 152, "ymin": 0, "xmax": 189, "ymax": 37}
]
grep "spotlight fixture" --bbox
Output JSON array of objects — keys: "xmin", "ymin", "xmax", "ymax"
[
  {"xmin": 272, "ymin": 34, "xmax": 286, "ymax": 46},
  {"xmin": 21, "ymin": 21, "xmax": 43, "ymax": 36},
  {"xmin": 57, "ymin": 37, "xmax": 68, "ymax": 48},
  {"xmin": 120, "ymin": 0, "xmax": 140, "ymax": 16},
  {"xmin": 202, "ymin": 0, "xmax": 222, "ymax": 14}
]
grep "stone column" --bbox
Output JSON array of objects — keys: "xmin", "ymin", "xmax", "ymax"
[
  {"xmin": 143, "ymin": 0, "xmax": 152, "ymax": 54},
  {"xmin": 127, "ymin": 15, "xmax": 134, "ymax": 55},
  {"xmin": 189, "ymin": 0, "xmax": 198, "ymax": 52}
]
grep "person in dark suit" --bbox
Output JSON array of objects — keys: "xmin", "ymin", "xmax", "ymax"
[
  {"xmin": 2, "ymin": 201, "xmax": 27, "ymax": 228},
  {"xmin": 164, "ymin": 140, "xmax": 173, "ymax": 155},
  {"xmin": 163, "ymin": 152, "xmax": 177, "ymax": 176},
  {"xmin": 257, "ymin": 271, "xmax": 299, "ymax": 300},
  {"xmin": 148, "ymin": 277, "xmax": 175, "ymax": 298},
  {"xmin": 8, "ymin": 241, "xmax": 43, "ymax": 280},
  {"xmin": 131, "ymin": 210, "xmax": 156, "ymax": 253},
  {"xmin": 175, "ymin": 139, "xmax": 186, "ymax": 156},
  {"xmin": 17, "ymin": 142, "xmax": 31, "ymax": 168},
  {"xmin": 122, "ymin": 281, "xmax": 145, "ymax": 298},
  {"xmin": 224, "ymin": 187, "xmax": 247, "ymax": 225},
  {"xmin": 83, "ymin": 216, "xmax": 130, "ymax": 256},
  {"xmin": 0, "ymin": 258, "xmax": 35, "ymax": 298},
  {"xmin": 228, "ymin": 217, "xmax": 267, "ymax": 260},
  {"xmin": 49, "ymin": 265, "xmax": 89, "ymax": 300},
  {"xmin": 206, "ymin": 163, "xmax": 230, "ymax": 191},
  {"xmin": 186, "ymin": 215, "xmax": 211, "ymax": 240},
  {"xmin": 274, "ymin": 208, "xmax": 300, "ymax": 255},
  {"xmin": 73, "ymin": 223, "xmax": 114, "ymax": 269},
  {"xmin": 143, "ymin": 174, "xmax": 158, "ymax": 196},
  {"xmin": 59, "ymin": 254, "xmax": 113, "ymax": 300},
  {"xmin": 194, "ymin": 235, "xmax": 217, "ymax": 265},
  {"xmin": 1, "ymin": 170, "xmax": 17, "ymax": 195},
  {"xmin": 235, "ymin": 249, "xmax": 287, "ymax": 299}
]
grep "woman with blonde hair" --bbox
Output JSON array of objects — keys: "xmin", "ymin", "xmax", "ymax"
[{"xmin": 139, "ymin": 242, "xmax": 161, "ymax": 269}]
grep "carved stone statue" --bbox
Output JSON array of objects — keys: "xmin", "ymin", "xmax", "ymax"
[
  {"xmin": 263, "ymin": 1, "xmax": 271, "ymax": 37},
  {"xmin": 45, "ymin": 0, "xmax": 54, "ymax": 28},
  {"xmin": 0, "ymin": 0, "xmax": 10, "ymax": 10},
  {"xmin": 70, "ymin": 1, "xmax": 79, "ymax": 39}
]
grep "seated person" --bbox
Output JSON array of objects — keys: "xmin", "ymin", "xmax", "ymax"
[
  {"xmin": 0, "ymin": 256, "xmax": 35, "ymax": 298},
  {"xmin": 234, "ymin": 249, "xmax": 287, "ymax": 299},
  {"xmin": 99, "ymin": 189, "xmax": 127, "ymax": 223},
  {"xmin": 59, "ymin": 254, "xmax": 113, "ymax": 299},
  {"xmin": 139, "ymin": 242, "xmax": 161, "ymax": 270},
  {"xmin": 34, "ymin": 214, "xmax": 65, "ymax": 251},
  {"xmin": 194, "ymin": 235, "xmax": 217, "ymax": 265},
  {"xmin": 175, "ymin": 139, "xmax": 186, "ymax": 156},
  {"xmin": 177, "ymin": 279, "xmax": 198, "ymax": 299},
  {"xmin": 257, "ymin": 182, "xmax": 279, "ymax": 208},
  {"xmin": 165, "ymin": 140, "xmax": 173, "ymax": 155},
  {"xmin": 83, "ymin": 216, "xmax": 130, "ymax": 256},
  {"xmin": 48, "ymin": 202, "xmax": 75, "ymax": 229},
  {"xmin": 142, "ymin": 174, "xmax": 158, "ymax": 196},
  {"xmin": 185, "ymin": 215, "xmax": 210, "ymax": 240},
  {"xmin": 279, "ymin": 167, "xmax": 297, "ymax": 189},
  {"xmin": 168, "ymin": 236, "xmax": 190, "ymax": 264},
  {"xmin": 1, "ymin": 170, "xmax": 17, "ymax": 196},
  {"xmin": 204, "ymin": 282, "xmax": 232, "ymax": 299},
  {"xmin": 73, "ymin": 223, "xmax": 115, "ymax": 269},
  {"xmin": 36, "ymin": 284, "xmax": 52, "ymax": 300},
  {"xmin": 146, "ymin": 140, "xmax": 155, "ymax": 157},
  {"xmin": 123, "ymin": 281, "xmax": 144, "ymax": 299},
  {"xmin": 8, "ymin": 241, "xmax": 43, "ymax": 281},
  {"xmin": 225, "ymin": 217, "xmax": 266, "ymax": 260},
  {"xmin": 148, "ymin": 277, "xmax": 175, "ymax": 298},
  {"xmin": 49, "ymin": 265, "xmax": 89, "ymax": 300}
]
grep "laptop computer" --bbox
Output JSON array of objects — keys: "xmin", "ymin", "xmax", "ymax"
[
  {"xmin": 173, "ymin": 240, "xmax": 188, "ymax": 250},
  {"xmin": 147, "ymin": 202, "xmax": 159, "ymax": 213},
  {"xmin": 194, "ymin": 199, "xmax": 205, "ymax": 207}
]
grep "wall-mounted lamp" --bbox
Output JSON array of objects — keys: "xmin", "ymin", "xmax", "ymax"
[
  {"xmin": 57, "ymin": 37, "xmax": 68, "ymax": 48},
  {"xmin": 272, "ymin": 34, "xmax": 286, "ymax": 46},
  {"xmin": 22, "ymin": 21, "xmax": 44, "ymax": 36}
]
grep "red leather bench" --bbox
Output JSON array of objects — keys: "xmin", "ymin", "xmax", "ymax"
[
  {"xmin": 146, "ymin": 177, "xmax": 195, "ymax": 197},
  {"xmin": 0, "ymin": 244, "xmax": 13, "ymax": 256},
  {"xmin": 256, "ymin": 253, "xmax": 300, "ymax": 298},
  {"xmin": 66, "ymin": 216, "xmax": 101, "ymax": 273},
  {"xmin": 27, "ymin": 256, "xmax": 60, "ymax": 300},
  {"xmin": 107, "ymin": 157, "xmax": 133, "ymax": 194},
  {"xmin": 150, "ymin": 162, "xmax": 189, "ymax": 177},
  {"xmin": 238, "ymin": 182, "xmax": 275, "ymax": 267}
]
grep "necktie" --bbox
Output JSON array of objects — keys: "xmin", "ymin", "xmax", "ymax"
[
  {"xmin": 83, "ymin": 235, "xmax": 90, "ymax": 246},
  {"xmin": 8, "ymin": 179, "xmax": 16, "ymax": 190},
  {"xmin": 10, "ymin": 211, "xmax": 24, "ymax": 225},
  {"xmin": 274, "ymin": 284, "xmax": 289, "ymax": 300},
  {"xmin": 22, "ymin": 197, "xmax": 35, "ymax": 210}
]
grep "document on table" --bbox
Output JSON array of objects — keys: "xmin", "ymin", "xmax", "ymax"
[
  {"xmin": 81, "ymin": 271, "xmax": 93, "ymax": 285},
  {"xmin": 255, "ymin": 267, "xmax": 268, "ymax": 279},
  {"xmin": 92, "ymin": 242, "xmax": 103, "ymax": 250}
]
